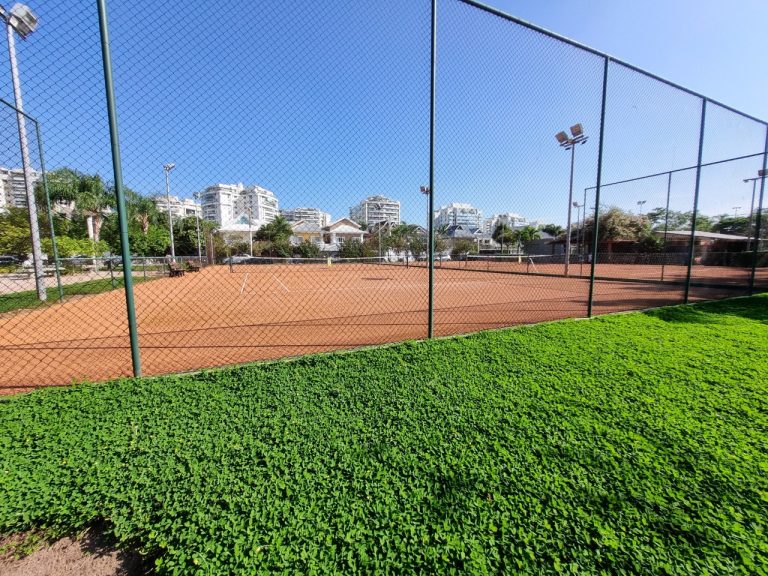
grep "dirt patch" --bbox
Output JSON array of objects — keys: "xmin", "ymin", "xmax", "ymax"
[{"xmin": 0, "ymin": 528, "xmax": 145, "ymax": 576}]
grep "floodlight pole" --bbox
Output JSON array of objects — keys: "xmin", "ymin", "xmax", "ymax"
[
  {"xmin": 164, "ymin": 163, "xmax": 176, "ymax": 259},
  {"xmin": 2, "ymin": 4, "xmax": 45, "ymax": 301},
  {"xmin": 193, "ymin": 191, "xmax": 202, "ymax": 262},
  {"xmin": 372, "ymin": 202, "xmax": 384, "ymax": 260},
  {"xmin": 744, "ymin": 170, "xmax": 766, "ymax": 248},
  {"xmin": 557, "ymin": 126, "xmax": 588, "ymax": 277}
]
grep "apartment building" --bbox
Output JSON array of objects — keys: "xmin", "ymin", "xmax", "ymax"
[
  {"xmin": 199, "ymin": 183, "xmax": 279, "ymax": 229},
  {"xmin": 153, "ymin": 195, "xmax": 202, "ymax": 219},
  {"xmin": 433, "ymin": 202, "xmax": 482, "ymax": 229},
  {"xmin": 281, "ymin": 206, "xmax": 331, "ymax": 226},
  {"xmin": 349, "ymin": 195, "xmax": 400, "ymax": 225},
  {"xmin": 0, "ymin": 166, "xmax": 41, "ymax": 209}
]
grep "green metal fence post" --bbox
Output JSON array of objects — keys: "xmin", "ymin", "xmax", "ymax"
[
  {"xmin": 684, "ymin": 98, "xmax": 707, "ymax": 304},
  {"xmin": 748, "ymin": 126, "xmax": 768, "ymax": 295},
  {"xmin": 427, "ymin": 0, "xmax": 437, "ymax": 339},
  {"xmin": 97, "ymin": 0, "xmax": 141, "ymax": 378},
  {"xmin": 660, "ymin": 171, "xmax": 672, "ymax": 283},
  {"xmin": 587, "ymin": 56, "xmax": 609, "ymax": 318}
]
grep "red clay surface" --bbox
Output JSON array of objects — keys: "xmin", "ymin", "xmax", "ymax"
[{"xmin": 0, "ymin": 263, "xmax": 763, "ymax": 394}]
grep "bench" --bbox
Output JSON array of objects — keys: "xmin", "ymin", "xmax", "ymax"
[
  {"xmin": 186, "ymin": 261, "xmax": 201, "ymax": 272},
  {"xmin": 168, "ymin": 263, "xmax": 185, "ymax": 277}
]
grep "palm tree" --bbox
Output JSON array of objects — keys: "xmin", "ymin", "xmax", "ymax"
[
  {"xmin": 390, "ymin": 223, "xmax": 419, "ymax": 264},
  {"xmin": 77, "ymin": 175, "xmax": 114, "ymax": 243},
  {"xmin": 492, "ymin": 223, "xmax": 515, "ymax": 254},
  {"xmin": 515, "ymin": 225, "xmax": 541, "ymax": 253}
]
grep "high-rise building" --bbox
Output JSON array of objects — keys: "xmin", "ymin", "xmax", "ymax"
[
  {"xmin": 0, "ymin": 166, "xmax": 41, "ymax": 209},
  {"xmin": 200, "ymin": 183, "xmax": 244, "ymax": 225},
  {"xmin": 349, "ymin": 195, "xmax": 400, "ymax": 225},
  {"xmin": 153, "ymin": 195, "xmax": 202, "ymax": 219},
  {"xmin": 433, "ymin": 203, "xmax": 482, "ymax": 229},
  {"xmin": 280, "ymin": 207, "xmax": 331, "ymax": 226},
  {"xmin": 199, "ymin": 183, "xmax": 279, "ymax": 229},
  {"xmin": 483, "ymin": 212, "xmax": 528, "ymax": 234}
]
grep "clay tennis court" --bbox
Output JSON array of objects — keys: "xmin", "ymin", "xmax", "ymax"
[{"xmin": 0, "ymin": 262, "xmax": 763, "ymax": 394}]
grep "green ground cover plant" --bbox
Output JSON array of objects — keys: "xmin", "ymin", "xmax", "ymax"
[
  {"xmin": 0, "ymin": 276, "xmax": 151, "ymax": 314},
  {"xmin": 1, "ymin": 295, "xmax": 767, "ymax": 574}
]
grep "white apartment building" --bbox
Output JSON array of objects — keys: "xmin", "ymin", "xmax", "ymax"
[
  {"xmin": 200, "ymin": 183, "xmax": 243, "ymax": 225},
  {"xmin": 433, "ymin": 203, "xmax": 482, "ymax": 229},
  {"xmin": 199, "ymin": 182, "xmax": 279, "ymax": 232},
  {"xmin": 0, "ymin": 167, "xmax": 41, "ymax": 209},
  {"xmin": 153, "ymin": 195, "xmax": 202, "ymax": 219},
  {"xmin": 281, "ymin": 206, "xmax": 331, "ymax": 226},
  {"xmin": 349, "ymin": 195, "xmax": 400, "ymax": 225},
  {"xmin": 483, "ymin": 212, "xmax": 528, "ymax": 234}
]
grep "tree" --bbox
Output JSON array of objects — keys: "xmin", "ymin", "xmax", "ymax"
[
  {"xmin": 0, "ymin": 207, "xmax": 33, "ymax": 257},
  {"xmin": 540, "ymin": 223, "xmax": 564, "ymax": 237},
  {"xmin": 492, "ymin": 223, "xmax": 515, "ymax": 253},
  {"xmin": 408, "ymin": 236, "xmax": 427, "ymax": 261},
  {"xmin": 646, "ymin": 207, "xmax": 714, "ymax": 232},
  {"xmin": 255, "ymin": 216, "xmax": 293, "ymax": 243},
  {"xmin": 581, "ymin": 207, "xmax": 650, "ymax": 243},
  {"xmin": 338, "ymin": 239, "xmax": 373, "ymax": 259},
  {"xmin": 389, "ymin": 223, "xmax": 420, "ymax": 263},
  {"xmin": 295, "ymin": 240, "xmax": 321, "ymax": 258},
  {"xmin": 515, "ymin": 225, "xmax": 541, "ymax": 253},
  {"xmin": 451, "ymin": 238, "xmax": 477, "ymax": 259},
  {"xmin": 711, "ymin": 215, "xmax": 750, "ymax": 237}
]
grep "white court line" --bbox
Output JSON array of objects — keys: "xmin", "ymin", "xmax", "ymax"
[
  {"xmin": 240, "ymin": 273, "xmax": 249, "ymax": 294},
  {"xmin": 273, "ymin": 274, "xmax": 291, "ymax": 292}
]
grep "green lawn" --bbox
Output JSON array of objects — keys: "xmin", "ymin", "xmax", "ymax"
[
  {"xmin": 1, "ymin": 296, "xmax": 767, "ymax": 574},
  {"xmin": 0, "ymin": 276, "xmax": 151, "ymax": 314}
]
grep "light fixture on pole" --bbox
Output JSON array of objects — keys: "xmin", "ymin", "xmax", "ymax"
[
  {"xmin": 163, "ymin": 163, "xmax": 176, "ymax": 259},
  {"xmin": 733, "ymin": 206, "xmax": 741, "ymax": 218},
  {"xmin": 1, "ymin": 3, "xmax": 45, "ymax": 301},
  {"xmin": 420, "ymin": 185, "xmax": 431, "ymax": 225},
  {"xmin": 556, "ymin": 123, "xmax": 588, "ymax": 276},
  {"xmin": 637, "ymin": 200, "xmax": 647, "ymax": 213}
]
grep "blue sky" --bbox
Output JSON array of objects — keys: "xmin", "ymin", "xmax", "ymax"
[{"xmin": 1, "ymin": 0, "xmax": 766, "ymax": 228}]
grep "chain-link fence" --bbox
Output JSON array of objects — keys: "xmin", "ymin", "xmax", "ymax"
[{"xmin": 0, "ymin": 0, "xmax": 765, "ymax": 391}]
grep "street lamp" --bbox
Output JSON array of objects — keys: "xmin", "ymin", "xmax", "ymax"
[
  {"xmin": 733, "ymin": 206, "xmax": 741, "ymax": 218},
  {"xmin": 163, "ymin": 163, "xmax": 176, "ymax": 260},
  {"xmin": 555, "ymin": 123, "xmax": 588, "ymax": 276},
  {"xmin": 1, "ymin": 3, "xmax": 45, "ymax": 301},
  {"xmin": 637, "ymin": 200, "xmax": 647, "ymax": 213}
]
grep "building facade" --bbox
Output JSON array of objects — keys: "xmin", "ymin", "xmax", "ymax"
[
  {"xmin": 0, "ymin": 167, "xmax": 41, "ymax": 209},
  {"xmin": 199, "ymin": 183, "xmax": 279, "ymax": 229},
  {"xmin": 281, "ymin": 207, "xmax": 331, "ymax": 226},
  {"xmin": 349, "ymin": 195, "xmax": 400, "ymax": 226},
  {"xmin": 433, "ymin": 203, "xmax": 482, "ymax": 229},
  {"xmin": 153, "ymin": 195, "xmax": 202, "ymax": 219},
  {"xmin": 483, "ymin": 212, "xmax": 528, "ymax": 234}
]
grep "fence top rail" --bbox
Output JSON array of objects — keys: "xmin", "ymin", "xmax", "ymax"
[
  {"xmin": 583, "ymin": 151, "xmax": 768, "ymax": 192},
  {"xmin": 457, "ymin": 0, "xmax": 768, "ymax": 127}
]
